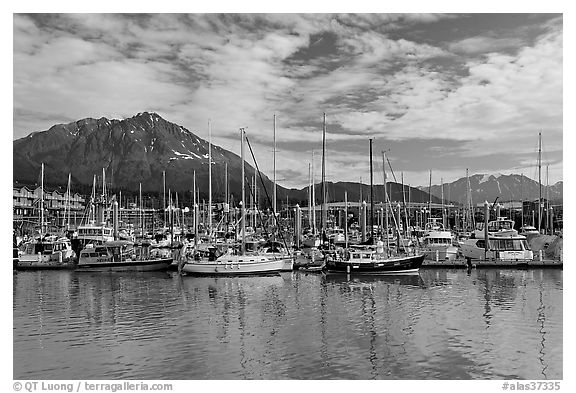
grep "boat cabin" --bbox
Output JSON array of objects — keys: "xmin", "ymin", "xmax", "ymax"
[
  {"xmin": 77, "ymin": 225, "xmax": 114, "ymax": 242},
  {"xmin": 472, "ymin": 237, "xmax": 530, "ymax": 251},
  {"xmin": 23, "ymin": 239, "xmax": 70, "ymax": 255},
  {"xmin": 487, "ymin": 218, "xmax": 515, "ymax": 232},
  {"xmin": 79, "ymin": 241, "xmax": 140, "ymax": 263}
]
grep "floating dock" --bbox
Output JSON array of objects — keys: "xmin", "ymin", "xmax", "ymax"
[{"xmin": 422, "ymin": 258, "xmax": 562, "ymax": 268}]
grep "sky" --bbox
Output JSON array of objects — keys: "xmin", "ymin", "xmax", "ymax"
[{"xmin": 12, "ymin": 12, "xmax": 563, "ymax": 189}]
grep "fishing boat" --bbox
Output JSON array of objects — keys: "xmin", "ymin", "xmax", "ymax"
[
  {"xmin": 17, "ymin": 235, "xmax": 77, "ymax": 270},
  {"xmin": 326, "ymin": 245, "xmax": 425, "ymax": 274},
  {"xmin": 420, "ymin": 218, "xmax": 458, "ymax": 261},
  {"xmin": 76, "ymin": 240, "xmax": 172, "ymax": 272}
]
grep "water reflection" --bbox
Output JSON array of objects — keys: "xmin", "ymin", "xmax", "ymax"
[{"xmin": 13, "ymin": 269, "xmax": 562, "ymax": 380}]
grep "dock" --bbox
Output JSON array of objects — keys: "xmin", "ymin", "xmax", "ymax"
[{"xmin": 422, "ymin": 258, "xmax": 562, "ymax": 268}]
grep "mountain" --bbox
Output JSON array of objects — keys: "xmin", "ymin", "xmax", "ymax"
[
  {"xmin": 424, "ymin": 173, "xmax": 563, "ymax": 205},
  {"xmin": 310, "ymin": 181, "xmax": 442, "ymax": 204},
  {"xmin": 13, "ymin": 112, "xmax": 275, "ymax": 201},
  {"xmin": 13, "ymin": 112, "xmax": 439, "ymax": 206}
]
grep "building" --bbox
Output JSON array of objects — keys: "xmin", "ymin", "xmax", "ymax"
[{"xmin": 13, "ymin": 185, "xmax": 86, "ymax": 226}]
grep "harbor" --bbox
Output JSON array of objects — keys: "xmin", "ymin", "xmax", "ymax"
[{"xmin": 12, "ymin": 13, "xmax": 563, "ymax": 383}]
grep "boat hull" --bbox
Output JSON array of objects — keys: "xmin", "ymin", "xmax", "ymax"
[
  {"xmin": 182, "ymin": 258, "xmax": 286, "ymax": 275},
  {"xmin": 76, "ymin": 258, "xmax": 173, "ymax": 272},
  {"xmin": 16, "ymin": 254, "xmax": 76, "ymax": 270},
  {"xmin": 16, "ymin": 260, "xmax": 76, "ymax": 270},
  {"xmin": 281, "ymin": 258, "xmax": 294, "ymax": 271},
  {"xmin": 422, "ymin": 246, "xmax": 459, "ymax": 261},
  {"xmin": 327, "ymin": 254, "xmax": 425, "ymax": 274}
]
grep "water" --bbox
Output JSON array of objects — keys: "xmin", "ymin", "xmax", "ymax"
[{"xmin": 13, "ymin": 268, "xmax": 562, "ymax": 380}]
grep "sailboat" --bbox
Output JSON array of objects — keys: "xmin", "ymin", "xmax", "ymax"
[
  {"xmin": 326, "ymin": 139, "xmax": 425, "ymax": 274},
  {"xmin": 17, "ymin": 163, "xmax": 77, "ymax": 269},
  {"xmin": 181, "ymin": 128, "xmax": 288, "ymax": 275},
  {"xmin": 77, "ymin": 200, "xmax": 173, "ymax": 271},
  {"xmin": 74, "ymin": 170, "xmax": 115, "ymax": 253}
]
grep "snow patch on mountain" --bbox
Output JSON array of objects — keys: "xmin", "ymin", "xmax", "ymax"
[{"xmin": 478, "ymin": 174, "xmax": 491, "ymax": 184}]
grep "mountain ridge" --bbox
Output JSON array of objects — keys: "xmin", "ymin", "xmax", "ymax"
[{"xmin": 14, "ymin": 112, "xmax": 562, "ymax": 206}]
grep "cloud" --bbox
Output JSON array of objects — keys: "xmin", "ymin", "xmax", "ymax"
[
  {"xmin": 13, "ymin": 13, "xmax": 563, "ymax": 188},
  {"xmin": 449, "ymin": 36, "xmax": 524, "ymax": 55}
]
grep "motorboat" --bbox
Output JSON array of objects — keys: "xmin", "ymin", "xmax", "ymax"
[
  {"xmin": 17, "ymin": 235, "xmax": 76, "ymax": 270},
  {"xmin": 459, "ymin": 234, "xmax": 533, "ymax": 262},
  {"xmin": 420, "ymin": 218, "xmax": 458, "ymax": 261},
  {"xmin": 519, "ymin": 225, "xmax": 540, "ymax": 236},
  {"xmin": 76, "ymin": 240, "xmax": 172, "ymax": 272}
]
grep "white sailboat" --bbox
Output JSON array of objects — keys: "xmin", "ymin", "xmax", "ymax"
[{"xmin": 181, "ymin": 128, "xmax": 286, "ymax": 275}]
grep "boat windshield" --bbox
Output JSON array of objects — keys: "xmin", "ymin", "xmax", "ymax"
[
  {"xmin": 478, "ymin": 238, "xmax": 529, "ymax": 251},
  {"xmin": 426, "ymin": 238, "xmax": 452, "ymax": 244},
  {"xmin": 488, "ymin": 220, "xmax": 513, "ymax": 231}
]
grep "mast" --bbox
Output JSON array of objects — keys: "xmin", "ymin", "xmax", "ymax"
[
  {"xmin": 465, "ymin": 168, "xmax": 474, "ymax": 230},
  {"xmin": 225, "ymin": 162, "xmax": 229, "ymax": 228},
  {"xmin": 273, "ymin": 114, "xmax": 277, "ymax": 216},
  {"xmin": 308, "ymin": 162, "xmax": 312, "ymax": 229},
  {"xmin": 66, "ymin": 173, "xmax": 71, "ymax": 230},
  {"xmin": 240, "ymin": 128, "xmax": 246, "ymax": 255},
  {"xmin": 40, "ymin": 163, "xmax": 44, "ymax": 236},
  {"xmin": 382, "ymin": 151, "xmax": 389, "ymax": 253},
  {"xmin": 176, "ymin": 192, "xmax": 179, "ymax": 230},
  {"xmin": 441, "ymin": 178, "xmax": 445, "ymax": 228},
  {"xmin": 408, "ymin": 183, "xmax": 412, "ymax": 230},
  {"xmin": 169, "ymin": 189, "xmax": 173, "ymax": 245},
  {"xmin": 163, "ymin": 170, "xmax": 166, "ymax": 228},
  {"xmin": 521, "ymin": 173, "xmax": 524, "ymax": 227},
  {"xmin": 252, "ymin": 171, "xmax": 256, "ymax": 229},
  {"xmin": 193, "ymin": 170, "xmax": 197, "ymax": 250},
  {"xmin": 225, "ymin": 162, "xmax": 228, "ymax": 205},
  {"xmin": 402, "ymin": 172, "xmax": 408, "ymax": 236},
  {"xmin": 546, "ymin": 164, "xmax": 550, "ymax": 233},
  {"xmin": 119, "ymin": 190, "xmax": 122, "ymax": 226},
  {"xmin": 91, "ymin": 174, "xmax": 96, "ymax": 223},
  {"xmin": 311, "ymin": 150, "xmax": 316, "ymax": 235},
  {"xmin": 538, "ymin": 131, "xmax": 542, "ymax": 233},
  {"xmin": 102, "ymin": 167, "xmax": 106, "ymax": 202},
  {"xmin": 321, "ymin": 113, "xmax": 327, "ymax": 239},
  {"xmin": 102, "ymin": 167, "xmax": 107, "ymax": 224},
  {"xmin": 369, "ymin": 138, "xmax": 374, "ymax": 243},
  {"xmin": 344, "ymin": 190, "xmax": 349, "ymax": 249},
  {"xmin": 139, "ymin": 182, "xmax": 143, "ymax": 237},
  {"xmin": 428, "ymin": 169, "xmax": 432, "ymax": 227},
  {"xmin": 208, "ymin": 119, "xmax": 212, "ymax": 240}
]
